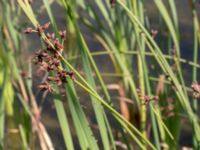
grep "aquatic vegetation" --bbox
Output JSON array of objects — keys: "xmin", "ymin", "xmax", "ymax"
[{"xmin": 0, "ymin": 0, "xmax": 200, "ymax": 149}]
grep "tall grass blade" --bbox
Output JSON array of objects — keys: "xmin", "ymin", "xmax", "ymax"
[
  {"xmin": 54, "ymin": 95, "xmax": 74, "ymax": 150},
  {"xmin": 66, "ymin": 79, "xmax": 99, "ymax": 149}
]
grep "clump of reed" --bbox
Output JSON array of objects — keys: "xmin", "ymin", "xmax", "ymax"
[{"xmin": 0, "ymin": 0, "xmax": 200, "ymax": 149}]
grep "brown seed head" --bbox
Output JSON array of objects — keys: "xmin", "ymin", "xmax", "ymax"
[
  {"xmin": 46, "ymin": 33, "xmax": 55, "ymax": 40},
  {"xmin": 24, "ymin": 27, "xmax": 34, "ymax": 34},
  {"xmin": 34, "ymin": 50, "xmax": 48, "ymax": 62},
  {"xmin": 42, "ymin": 22, "xmax": 50, "ymax": 30},
  {"xmin": 59, "ymin": 30, "xmax": 67, "ymax": 40},
  {"xmin": 67, "ymin": 71, "xmax": 75, "ymax": 80},
  {"xmin": 191, "ymin": 82, "xmax": 200, "ymax": 93},
  {"xmin": 57, "ymin": 70, "xmax": 68, "ymax": 83},
  {"xmin": 54, "ymin": 39, "xmax": 64, "ymax": 50},
  {"xmin": 38, "ymin": 81, "xmax": 53, "ymax": 93},
  {"xmin": 47, "ymin": 76, "xmax": 60, "ymax": 82},
  {"xmin": 36, "ymin": 25, "xmax": 44, "ymax": 36}
]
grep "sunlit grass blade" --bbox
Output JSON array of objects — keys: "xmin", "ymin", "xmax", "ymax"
[
  {"xmin": 80, "ymin": 50, "xmax": 111, "ymax": 150},
  {"xmin": 153, "ymin": 0, "xmax": 179, "ymax": 53},
  {"xmin": 0, "ymin": 70, "xmax": 5, "ymax": 149},
  {"xmin": 17, "ymin": 0, "xmax": 38, "ymax": 26},
  {"xmin": 3, "ymin": 0, "xmax": 20, "ymax": 50},
  {"xmin": 66, "ymin": 79, "xmax": 99, "ymax": 149},
  {"xmin": 42, "ymin": 0, "xmax": 58, "ymax": 33},
  {"xmin": 168, "ymin": 0, "xmax": 179, "ymax": 31},
  {"xmin": 53, "ymin": 95, "xmax": 74, "ymax": 150},
  {"xmin": 19, "ymin": 124, "xmax": 28, "ymax": 150}
]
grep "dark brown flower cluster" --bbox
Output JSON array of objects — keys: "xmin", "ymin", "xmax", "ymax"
[
  {"xmin": 24, "ymin": 22, "xmax": 74, "ymax": 93},
  {"xmin": 137, "ymin": 89, "xmax": 159, "ymax": 105},
  {"xmin": 191, "ymin": 82, "xmax": 200, "ymax": 99}
]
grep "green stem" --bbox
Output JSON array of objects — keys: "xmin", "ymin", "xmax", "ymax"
[{"xmin": 74, "ymin": 79, "xmax": 156, "ymax": 150}]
